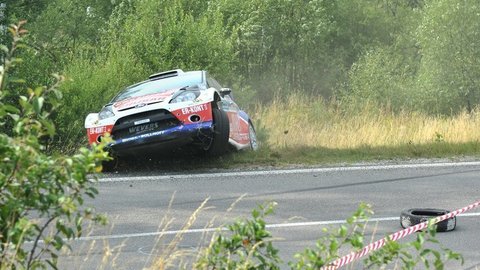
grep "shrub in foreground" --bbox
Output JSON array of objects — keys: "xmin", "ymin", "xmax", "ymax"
[{"xmin": 0, "ymin": 22, "xmax": 108, "ymax": 269}]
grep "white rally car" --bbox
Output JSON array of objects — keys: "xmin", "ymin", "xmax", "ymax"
[{"xmin": 84, "ymin": 69, "xmax": 258, "ymax": 156}]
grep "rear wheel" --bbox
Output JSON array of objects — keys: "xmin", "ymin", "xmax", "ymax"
[
  {"xmin": 204, "ymin": 108, "xmax": 230, "ymax": 156},
  {"xmin": 248, "ymin": 121, "xmax": 259, "ymax": 151}
]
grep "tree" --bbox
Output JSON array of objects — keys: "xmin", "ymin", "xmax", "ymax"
[
  {"xmin": 337, "ymin": 0, "xmax": 424, "ymax": 111},
  {"xmin": 417, "ymin": 0, "xmax": 480, "ymax": 114}
]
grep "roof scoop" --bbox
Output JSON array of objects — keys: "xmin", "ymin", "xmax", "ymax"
[{"xmin": 149, "ymin": 69, "xmax": 185, "ymax": 80}]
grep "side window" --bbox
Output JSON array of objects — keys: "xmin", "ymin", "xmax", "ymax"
[
  {"xmin": 206, "ymin": 75, "xmax": 222, "ymax": 90},
  {"xmin": 206, "ymin": 73, "xmax": 234, "ymax": 101}
]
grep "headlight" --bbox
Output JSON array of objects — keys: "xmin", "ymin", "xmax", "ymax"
[
  {"xmin": 170, "ymin": 91, "xmax": 199, "ymax": 103},
  {"xmin": 98, "ymin": 106, "xmax": 115, "ymax": 120}
]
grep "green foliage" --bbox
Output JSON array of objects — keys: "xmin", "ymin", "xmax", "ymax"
[
  {"xmin": 341, "ymin": 46, "xmax": 419, "ymax": 112},
  {"xmin": 289, "ymin": 203, "xmax": 373, "ymax": 269},
  {"xmin": 195, "ymin": 202, "xmax": 282, "ymax": 269},
  {"xmin": 118, "ymin": 0, "xmax": 234, "ymax": 77},
  {"xmin": 31, "ymin": 0, "xmax": 112, "ymax": 55},
  {"xmin": 338, "ymin": 2, "xmax": 424, "ymax": 112},
  {"xmin": 416, "ymin": 0, "xmax": 480, "ymax": 114},
  {"xmin": 0, "ymin": 1, "xmax": 49, "ymax": 35},
  {"xmin": 341, "ymin": 0, "xmax": 480, "ymax": 115},
  {"xmin": 54, "ymin": 49, "xmax": 148, "ymax": 148},
  {"xmin": 364, "ymin": 223, "xmax": 463, "ymax": 269},
  {"xmin": 212, "ymin": 0, "xmax": 341, "ymax": 100},
  {"xmin": 0, "ymin": 22, "xmax": 108, "ymax": 269}
]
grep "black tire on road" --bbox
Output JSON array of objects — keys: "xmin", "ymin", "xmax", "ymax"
[
  {"xmin": 205, "ymin": 108, "xmax": 230, "ymax": 156},
  {"xmin": 400, "ymin": 208, "xmax": 456, "ymax": 232}
]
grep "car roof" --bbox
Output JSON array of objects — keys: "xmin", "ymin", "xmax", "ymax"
[
  {"xmin": 109, "ymin": 70, "xmax": 206, "ymax": 103},
  {"xmin": 126, "ymin": 70, "xmax": 204, "ymax": 89}
]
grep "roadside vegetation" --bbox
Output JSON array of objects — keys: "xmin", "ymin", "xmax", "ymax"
[
  {"xmin": 0, "ymin": 22, "xmax": 108, "ymax": 269},
  {"xmin": 258, "ymin": 95, "xmax": 480, "ymax": 150},
  {"xmin": 237, "ymin": 94, "xmax": 480, "ymax": 166}
]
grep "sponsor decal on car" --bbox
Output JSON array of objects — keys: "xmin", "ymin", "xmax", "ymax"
[
  {"xmin": 128, "ymin": 122, "xmax": 159, "ymax": 134},
  {"xmin": 120, "ymin": 130, "xmax": 167, "ymax": 143},
  {"xmin": 87, "ymin": 125, "xmax": 113, "ymax": 144},
  {"xmin": 115, "ymin": 121, "xmax": 213, "ymax": 145},
  {"xmin": 172, "ymin": 102, "xmax": 213, "ymax": 124},
  {"xmin": 113, "ymin": 90, "xmax": 176, "ymax": 110},
  {"xmin": 89, "ymin": 126, "xmax": 108, "ymax": 135},
  {"xmin": 180, "ymin": 104, "xmax": 209, "ymax": 115}
]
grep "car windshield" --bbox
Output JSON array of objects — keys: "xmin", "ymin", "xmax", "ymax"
[{"xmin": 112, "ymin": 73, "xmax": 204, "ymax": 103}]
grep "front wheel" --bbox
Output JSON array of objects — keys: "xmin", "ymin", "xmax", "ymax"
[
  {"xmin": 101, "ymin": 151, "xmax": 118, "ymax": 172},
  {"xmin": 204, "ymin": 108, "xmax": 230, "ymax": 156}
]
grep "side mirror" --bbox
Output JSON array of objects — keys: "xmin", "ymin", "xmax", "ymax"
[{"xmin": 220, "ymin": 87, "xmax": 232, "ymax": 96}]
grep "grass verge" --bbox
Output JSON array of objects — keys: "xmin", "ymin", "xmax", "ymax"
[
  {"xmin": 108, "ymin": 141, "xmax": 480, "ymax": 173},
  {"xmin": 225, "ymin": 141, "xmax": 480, "ymax": 167}
]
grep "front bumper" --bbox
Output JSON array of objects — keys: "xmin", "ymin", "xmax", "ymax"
[{"xmin": 108, "ymin": 121, "xmax": 213, "ymax": 154}]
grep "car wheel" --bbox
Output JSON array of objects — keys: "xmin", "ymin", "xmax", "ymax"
[
  {"xmin": 248, "ymin": 121, "xmax": 259, "ymax": 151},
  {"xmin": 400, "ymin": 208, "xmax": 456, "ymax": 232},
  {"xmin": 205, "ymin": 108, "xmax": 230, "ymax": 156},
  {"xmin": 101, "ymin": 154, "xmax": 118, "ymax": 172}
]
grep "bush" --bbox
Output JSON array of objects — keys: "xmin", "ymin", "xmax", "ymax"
[
  {"xmin": 0, "ymin": 21, "xmax": 108, "ymax": 269},
  {"xmin": 195, "ymin": 202, "xmax": 282, "ymax": 269}
]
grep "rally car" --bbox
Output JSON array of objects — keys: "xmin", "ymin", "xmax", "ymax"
[{"xmin": 84, "ymin": 69, "xmax": 258, "ymax": 156}]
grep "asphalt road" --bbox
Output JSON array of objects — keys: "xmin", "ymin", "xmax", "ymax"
[{"xmin": 60, "ymin": 161, "xmax": 480, "ymax": 269}]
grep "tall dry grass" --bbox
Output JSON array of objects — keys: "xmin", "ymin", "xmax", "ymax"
[{"xmin": 254, "ymin": 93, "xmax": 480, "ymax": 149}]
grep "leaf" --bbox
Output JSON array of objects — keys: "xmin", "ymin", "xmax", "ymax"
[
  {"xmin": 4, "ymin": 104, "xmax": 20, "ymax": 114},
  {"xmin": 8, "ymin": 113, "xmax": 19, "ymax": 122},
  {"xmin": 40, "ymin": 119, "xmax": 56, "ymax": 137},
  {"xmin": 0, "ymin": 45, "xmax": 8, "ymax": 53},
  {"xmin": 53, "ymin": 89, "xmax": 63, "ymax": 99},
  {"xmin": 33, "ymin": 96, "xmax": 44, "ymax": 114},
  {"xmin": 329, "ymin": 239, "xmax": 339, "ymax": 254},
  {"xmin": 9, "ymin": 79, "xmax": 26, "ymax": 84},
  {"xmin": 34, "ymin": 86, "xmax": 44, "ymax": 96}
]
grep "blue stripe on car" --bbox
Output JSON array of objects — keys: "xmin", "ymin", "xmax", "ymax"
[
  {"xmin": 111, "ymin": 121, "xmax": 213, "ymax": 145},
  {"xmin": 238, "ymin": 110, "xmax": 249, "ymax": 122}
]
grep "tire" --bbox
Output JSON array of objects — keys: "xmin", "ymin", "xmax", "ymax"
[
  {"xmin": 400, "ymin": 208, "xmax": 456, "ymax": 232},
  {"xmin": 205, "ymin": 108, "xmax": 230, "ymax": 156},
  {"xmin": 101, "ymin": 156, "xmax": 118, "ymax": 172},
  {"xmin": 248, "ymin": 121, "xmax": 259, "ymax": 151}
]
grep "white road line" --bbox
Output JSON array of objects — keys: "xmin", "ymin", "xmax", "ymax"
[
  {"xmin": 75, "ymin": 213, "xmax": 480, "ymax": 242},
  {"xmin": 98, "ymin": 161, "xmax": 480, "ymax": 183}
]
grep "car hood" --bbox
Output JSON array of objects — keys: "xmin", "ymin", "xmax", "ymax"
[{"xmin": 112, "ymin": 90, "xmax": 177, "ymax": 112}]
